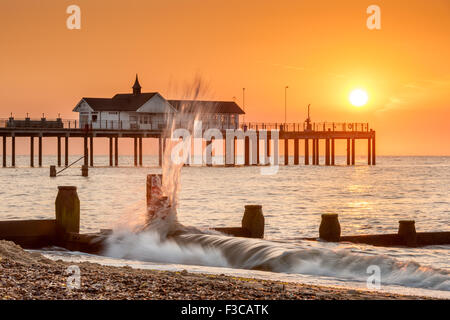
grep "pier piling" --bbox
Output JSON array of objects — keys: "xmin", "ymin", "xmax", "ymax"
[
  {"xmin": 30, "ymin": 136, "xmax": 34, "ymax": 167},
  {"xmin": 114, "ymin": 137, "xmax": 118, "ymax": 166},
  {"xmin": 368, "ymin": 138, "xmax": 372, "ymax": 165},
  {"xmin": 139, "ymin": 137, "xmax": 143, "ymax": 166},
  {"xmin": 38, "ymin": 136, "xmax": 42, "ymax": 167},
  {"xmin": 372, "ymin": 133, "xmax": 376, "ymax": 165},
  {"xmin": 57, "ymin": 136, "xmax": 61, "ymax": 167},
  {"xmin": 294, "ymin": 138, "xmax": 299, "ymax": 165},
  {"xmin": 11, "ymin": 135, "xmax": 15, "ymax": 167},
  {"xmin": 305, "ymin": 139, "xmax": 309, "ymax": 165},
  {"xmin": 89, "ymin": 137, "xmax": 94, "ymax": 167},
  {"xmin": 245, "ymin": 136, "xmax": 250, "ymax": 166},
  {"xmin": 64, "ymin": 136, "xmax": 69, "ymax": 167},
  {"xmin": 83, "ymin": 137, "xmax": 88, "ymax": 166},
  {"xmin": 346, "ymin": 139, "xmax": 350, "ymax": 165},
  {"xmin": 109, "ymin": 137, "xmax": 113, "ymax": 166},
  {"xmin": 2, "ymin": 136, "xmax": 6, "ymax": 167},
  {"xmin": 284, "ymin": 138, "xmax": 289, "ymax": 165},
  {"xmin": 158, "ymin": 137, "xmax": 163, "ymax": 167},
  {"xmin": 325, "ymin": 138, "xmax": 330, "ymax": 166},
  {"xmin": 134, "ymin": 137, "xmax": 138, "ymax": 167},
  {"xmin": 351, "ymin": 139, "xmax": 355, "ymax": 165},
  {"xmin": 331, "ymin": 139, "xmax": 335, "ymax": 165}
]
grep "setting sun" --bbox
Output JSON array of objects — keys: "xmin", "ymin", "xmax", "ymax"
[{"xmin": 349, "ymin": 89, "xmax": 369, "ymax": 107}]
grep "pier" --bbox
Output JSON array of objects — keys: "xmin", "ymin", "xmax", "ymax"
[{"xmin": 0, "ymin": 118, "xmax": 376, "ymax": 168}]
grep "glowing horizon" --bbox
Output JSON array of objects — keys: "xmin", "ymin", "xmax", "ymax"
[{"xmin": 0, "ymin": 0, "xmax": 449, "ymax": 156}]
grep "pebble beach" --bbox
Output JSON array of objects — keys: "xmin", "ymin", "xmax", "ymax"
[{"xmin": 0, "ymin": 240, "xmax": 432, "ymax": 300}]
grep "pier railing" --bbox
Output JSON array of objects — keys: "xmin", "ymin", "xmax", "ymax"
[
  {"xmin": 1, "ymin": 118, "xmax": 370, "ymax": 132},
  {"xmin": 240, "ymin": 122, "xmax": 370, "ymax": 132}
]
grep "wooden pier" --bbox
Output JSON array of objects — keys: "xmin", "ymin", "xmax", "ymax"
[{"xmin": 0, "ymin": 119, "xmax": 376, "ymax": 168}]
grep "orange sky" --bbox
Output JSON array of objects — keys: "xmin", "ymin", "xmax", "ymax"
[{"xmin": 1, "ymin": 0, "xmax": 449, "ymax": 156}]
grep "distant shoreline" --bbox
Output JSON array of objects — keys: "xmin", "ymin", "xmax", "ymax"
[{"xmin": 0, "ymin": 240, "xmax": 435, "ymax": 300}]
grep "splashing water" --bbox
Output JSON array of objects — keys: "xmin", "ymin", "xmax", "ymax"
[{"xmin": 104, "ymin": 80, "xmax": 450, "ymax": 293}]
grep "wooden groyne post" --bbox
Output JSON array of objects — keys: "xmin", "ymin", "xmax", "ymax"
[
  {"xmin": 313, "ymin": 215, "xmax": 450, "ymax": 247},
  {"xmin": 55, "ymin": 186, "xmax": 80, "ymax": 236}
]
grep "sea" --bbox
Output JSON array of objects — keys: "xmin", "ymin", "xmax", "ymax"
[{"xmin": 0, "ymin": 155, "xmax": 449, "ymax": 298}]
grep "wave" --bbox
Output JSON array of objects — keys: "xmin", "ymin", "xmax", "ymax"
[{"xmin": 104, "ymin": 230, "xmax": 450, "ymax": 292}]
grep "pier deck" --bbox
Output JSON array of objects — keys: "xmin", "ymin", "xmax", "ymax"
[{"xmin": 0, "ymin": 120, "xmax": 376, "ymax": 168}]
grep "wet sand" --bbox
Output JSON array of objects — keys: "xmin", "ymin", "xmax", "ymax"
[{"xmin": 0, "ymin": 240, "xmax": 432, "ymax": 300}]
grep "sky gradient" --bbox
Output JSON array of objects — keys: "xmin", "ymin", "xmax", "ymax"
[{"xmin": 1, "ymin": 0, "xmax": 449, "ymax": 155}]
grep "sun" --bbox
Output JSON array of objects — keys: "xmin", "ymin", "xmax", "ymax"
[{"xmin": 349, "ymin": 89, "xmax": 369, "ymax": 107}]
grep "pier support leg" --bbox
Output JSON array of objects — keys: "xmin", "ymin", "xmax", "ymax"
[
  {"xmin": 134, "ymin": 137, "xmax": 137, "ymax": 167},
  {"xmin": 351, "ymin": 139, "xmax": 355, "ymax": 165},
  {"xmin": 368, "ymin": 138, "xmax": 372, "ymax": 165},
  {"xmin": 206, "ymin": 140, "xmax": 213, "ymax": 166},
  {"xmin": 372, "ymin": 134, "xmax": 376, "ymax": 165},
  {"xmin": 158, "ymin": 137, "xmax": 162, "ymax": 167},
  {"xmin": 284, "ymin": 138, "xmax": 289, "ymax": 165},
  {"xmin": 294, "ymin": 138, "xmax": 299, "ymax": 165},
  {"xmin": 256, "ymin": 132, "xmax": 260, "ymax": 165},
  {"xmin": 305, "ymin": 139, "xmax": 309, "ymax": 165},
  {"xmin": 30, "ymin": 136, "xmax": 34, "ymax": 167},
  {"xmin": 2, "ymin": 136, "xmax": 6, "ymax": 167},
  {"xmin": 346, "ymin": 139, "xmax": 350, "ymax": 165},
  {"xmin": 65, "ymin": 136, "xmax": 69, "ymax": 167},
  {"xmin": 267, "ymin": 131, "xmax": 271, "ymax": 160},
  {"xmin": 114, "ymin": 137, "xmax": 119, "ymax": 166},
  {"xmin": 315, "ymin": 139, "xmax": 320, "ymax": 165},
  {"xmin": 89, "ymin": 136, "xmax": 94, "ymax": 167},
  {"xmin": 312, "ymin": 139, "xmax": 316, "ymax": 165},
  {"xmin": 244, "ymin": 136, "xmax": 250, "ymax": 166},
  {"xmin": 11, "ymin": 136, "xmax": 15, "ymax": 167},
  {"xmin": 109, "ymin": 137, "xmax": 113, "ymax": 166},
  {"xmin": 139, "ymin": 137, "xmax": 143, "ymax": 166},
  {"xmin": 325, "ymin": 139, "xmax": 330, "ymax": 166},
  {"xmin": 57, "ymin": 136, "xmax": 61, "ymax": 167},
  {"xmin": 83, "ymin": 137, "xmax": 88, "ymax": 166},
  {"xmin": 331, "ymin": 139, "xmax": 335, "ymax": 165},
  {"xmin": 38, "ymin": 136, "xmax": 42, "ymax": 167}
]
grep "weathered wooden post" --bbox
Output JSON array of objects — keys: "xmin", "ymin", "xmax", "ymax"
[
  {"xmin": 65, "ymin": 136, "xmax": 69, "ymax": 167},
  {"xmin": 346, "ymin": 139, "xmax": 351, "ymax": 165},
  {"xmin": 30, "ymin": 136, "xmax": 34, "ymax": 167},
  {"xmin": 57, "ymin": 136, "xmax": 61, "ymax": 167},
  {"xmin": 398, "ymin": 220, "xmax": 417, "ymax": 247},
  {"xmin": 147, "ymin": 174, "xmax": 163, "ymax": 207},
  {"xmin": 319, "ymin": 213, "xmax": 341, "ymax": 242},
  {"xmin": 38, "ymin": 136, "xmax": 42, "ymax": 167},
  {"xmin": 304, "ymin": 138, "xmax": 309, "ymax": 165},
  {"xmin": 139, "ymin": 137, "xmax": 143, "ymax": 166},
  {"xmin": 81, "ymin": 164, "xmax": 88, "ymax": 177},
  {"xmin": 294, "ymin": 138, "xmax": 299, "ymax": 165},
  {"xmin": 134, "ymin": 137, "xmax": 138, "ymax": 167},
  {"xmin": 55, "ymin": 186, "xmax": 80, "ymax": 235},
  {"xmin": 242, "ymin": 205, "xmax": 264, "ymax": 238},
  {"xmin": 351, "ymin": 139, "xmax": 355, "ymax": 165},
  {"xmin": 2, "ymin": 136, "xmax": 6, "ymax": 167},
  {"xmin": 50, "ymin": 165, "xmax": 56, "ymax": 177},
  {"xmin": 109, "ymin": 137, "xmax": 113, "ymax": 166},
  {"xmin": 284, "ymin": 138, "xmax": 289, "ymax": 165}
]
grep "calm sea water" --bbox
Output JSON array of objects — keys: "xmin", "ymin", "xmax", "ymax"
[{"xmin": 1, "ymin": 155, "xmax": 449, "ymax": 297}]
